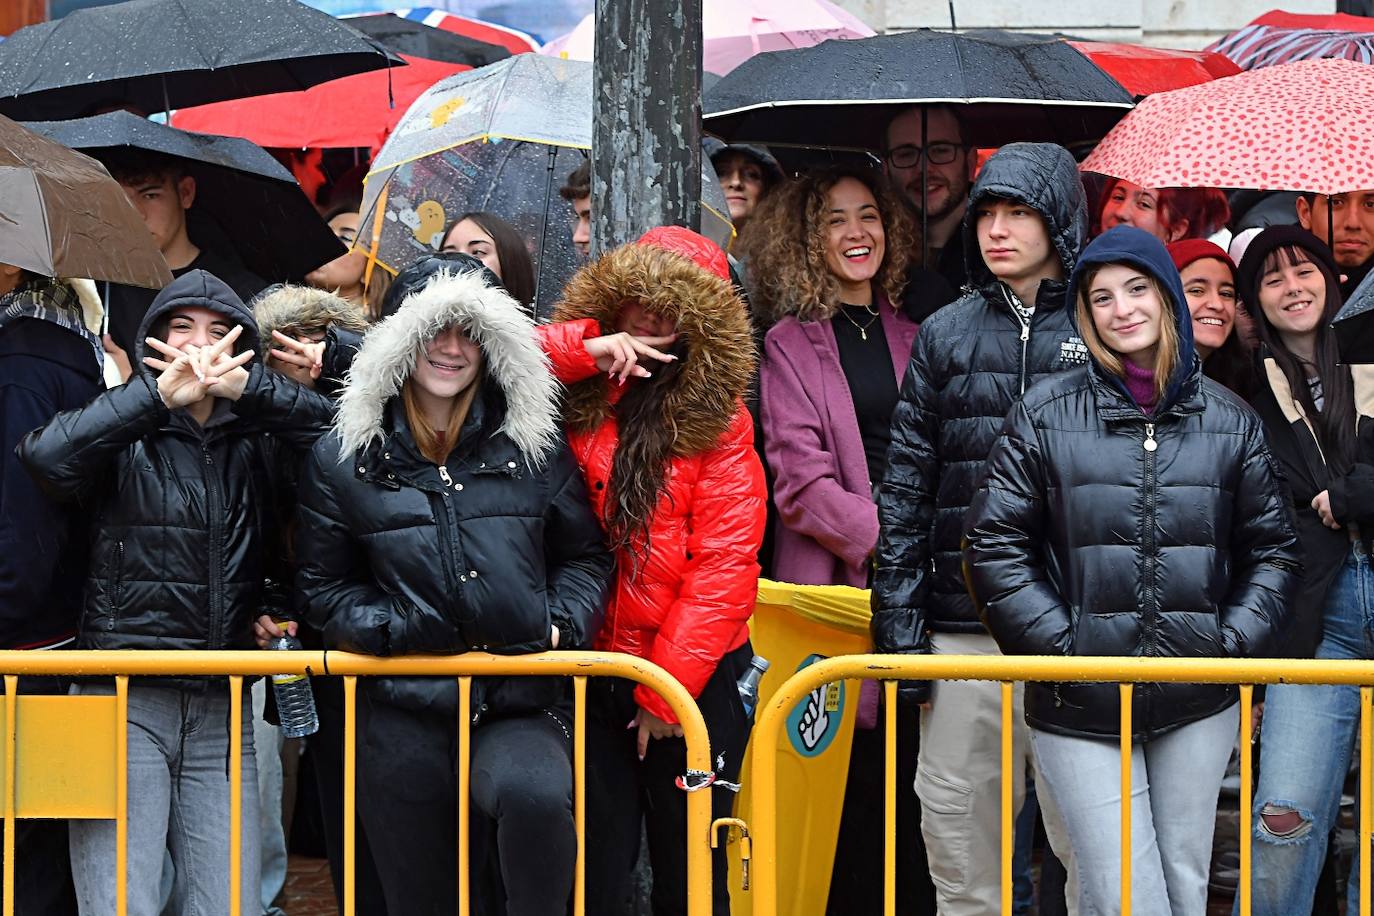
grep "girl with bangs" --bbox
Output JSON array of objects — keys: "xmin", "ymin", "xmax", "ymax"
[
  {"xmin": 965, "ymin": 226, "xmax": 1299, "ymax": 915},
  {"xmin": 1234, "ymin": 226, "xmax": 1374, "ymax": 916}
]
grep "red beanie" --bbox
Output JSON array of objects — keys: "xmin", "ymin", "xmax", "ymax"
[
  {"xmin": 636, "ymin": 226, "xmax": 730, "ymax": 281},
  {"xmin": 1167, "ymin": 239, "xmax": 1236, "ymax": 275}
]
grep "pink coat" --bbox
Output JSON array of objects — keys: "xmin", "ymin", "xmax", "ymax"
[{"xmin": 760, "ymin": 299, "xmax": 918, "ymax": 587}]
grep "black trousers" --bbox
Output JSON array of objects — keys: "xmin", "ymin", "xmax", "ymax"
[
  {"xmin": 6, "ymin": 676, "xmax": 76, "ymax": 916},
  {"xmin": 585, "ymin": 643, "xmax": 754, "ymax": 916},
  {"xmin": 357, "ymin": 691, "xmax": 576, "ymax": 916},
  {"xmin": 309, "ymin": 676, "xmax": 388, "ymax": 915}
]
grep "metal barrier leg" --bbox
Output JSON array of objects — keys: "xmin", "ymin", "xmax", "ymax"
[
  {"xmin": 344, "ymin": 675, "xmax": 357, "ymax": 916},
  {"xmin": 458, "ymin": 676, "xmax": 471, "ymax": 916},
  {"xmin": 229, "ymin": 675, "xmax": 243, "ymax": 916},
  {"xmin": 884, "ymin": 680, "xmax": 896, "ymax": 916},
  {"xmin": 116, "ymin": 676, "xmax": 128, "ymax": 916},
  {"xmin": 1120, "ymin": 684, "xmax": 1132, "ymax": 916},
  {"xmin": 1001, "ymin": 681, "xmax": 1013, "ymax": 916},
  {"xmin": 1238, "ymin": 685, "xmax": 1253, "ymax": 916},
  {"xmin": 1361, "ymin": 686, "xmax": 1371, "ymax": 916},
  {"xmin": 574, "ymin": 676, "xmax": 586, "ymax": 916},
  {"xmin": 3, "ymin": 675, "xmax": 15, "ymax": 916}
]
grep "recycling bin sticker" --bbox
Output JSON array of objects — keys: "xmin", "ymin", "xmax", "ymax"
[{"xmin": 785, "ymin": 654, "xmax": 845, "ymax": 757}]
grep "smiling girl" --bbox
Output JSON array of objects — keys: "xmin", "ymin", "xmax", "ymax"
[{"xmin": 965, "ymin": 225, "xmax": 1299, "ymax": 915}]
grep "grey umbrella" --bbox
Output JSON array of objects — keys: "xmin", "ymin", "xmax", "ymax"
[
  {"xmin": 0, "ymin": 0, "xmax": 400, "ymax": 121},
  {"xmin": 359, "ymin": 55, "xmax": 734, "ymax": 320}
]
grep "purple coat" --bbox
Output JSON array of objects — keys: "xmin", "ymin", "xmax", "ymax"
[{"xmin": 760, "ymin": 298, "xmax": 918, "ymax": 587}]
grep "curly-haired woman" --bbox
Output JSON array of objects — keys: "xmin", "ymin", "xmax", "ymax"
[{"xmin": 747, "ymin": 166, "xmax": 938, "ymax": 912}]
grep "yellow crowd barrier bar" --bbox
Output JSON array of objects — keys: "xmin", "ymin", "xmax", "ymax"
[
  {"xmin": 883, "ymin": 680, "xmax": 896, "ymax": 916},
  {"xmin": 1238, "ymin": 684, "xmax": 1253, "ymax": 916},
  {"xmin": 750, "ymin": 653, "xmax": 1374, "ymax": 916},
  {"xmin": 573, "ymin": 675, "xmax": 587, "ymax": 916},
  {"xmin": 1363, "ymin": 687, "xmax": 1372, "ymax": 916},
  {"xmin": 999, "ymin": 681, "xmax": 1013, "ymax": 916},
  {"xmin": 458, "ymin": 676, "xmax": 472, "ymax": 915},
  {"xmin": 0, "ymin": 650, "xmax": 711, "ymax": 916},
  {"xmin": 343, "ymin": 675, "xmax": 357, "ymax": 916}
]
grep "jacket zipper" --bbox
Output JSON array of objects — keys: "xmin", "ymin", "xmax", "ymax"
[
  {"xmin": 1003, "ymin": 287, "xmax": 1032, "ymax": 394},
  {"xmin": 203, "ymin": 443, "xmax": 224, "ymax": 651},
  {"xmin": 1140, "ymin": 420, "xmax": 1159, "ymax": 735},
  {"xmin": 106, "ymin": 540, "xmax": 124, "ymax": 630},
  {"xmin": 431, "ymin": 465, "xmax": 460, "ymax": 601}
]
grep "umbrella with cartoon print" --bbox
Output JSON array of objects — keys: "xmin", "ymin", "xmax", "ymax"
[{"xmin": 358, "ymin": 54, "xmax": 735, "ymax": 320}]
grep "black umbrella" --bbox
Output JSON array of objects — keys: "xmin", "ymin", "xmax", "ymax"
[
  {"xmin": 703, "ymin": 28, "xmax": 1135, "ymax": 150},
  {"xmin": 0, "ymin": 0, "xmax": 400, "ymax": 121},
  {"xmin": 23, "ymin": 111, "xmax": 343, "ymax": 283},
  {"xmin": 348, "ymin": 13, "xmax": 511, "ymax": 68}
]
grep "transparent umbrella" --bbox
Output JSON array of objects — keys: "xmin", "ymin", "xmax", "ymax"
[{"xmin": 359, "ymin": 54, "xmax": 733, "ymax": 320}]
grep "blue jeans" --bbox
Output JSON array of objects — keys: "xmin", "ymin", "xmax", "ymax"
[
  {"xmin": 1243, "ymin": 544, "xmax": 1374, "ymax": 916},
  {"xmin": 1033, "ymin": 705, "xmax": 1238, "ymax": 916},
  {"xmin": 69, "ymin": 681, "xmax": 261, "ymax": 916}
]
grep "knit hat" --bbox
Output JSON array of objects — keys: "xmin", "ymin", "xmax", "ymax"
[
  {"xmin": 1167, "ymin": 239, "xmax": 1236, "ymax": 275},
  {"xmin": 1234, "ymin": 225, "xmax": 1339, "ymax": 310},
  {"xmin": 703, "ymin": 137, "xmax": 785, "ymax": 187}
]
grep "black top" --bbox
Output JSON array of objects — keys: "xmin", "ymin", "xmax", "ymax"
[
  {"xmin": 831, "ymin": 303, "xmax": 899, "ymax": 489},
  {"xmin": 105, "ymin": 249, "xmax": 266, "ymax": 355}
]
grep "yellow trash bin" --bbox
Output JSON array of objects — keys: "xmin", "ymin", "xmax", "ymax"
[{"xmin": 728, "ymin": 579, "xmax": 873, "ymax": 916}]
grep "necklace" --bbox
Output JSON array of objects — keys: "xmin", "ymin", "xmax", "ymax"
[{"xmin": 837, "ymin": 302, "xmax": 880, "ymax": 341}]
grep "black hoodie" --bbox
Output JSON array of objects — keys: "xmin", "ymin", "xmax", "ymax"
[
  {"xmin": 20, "ymin": 271, "xmax": 335, "ymax": 655},
  {"xmin": 871, "ymin": 143, "xmax": 1090, "ymax": 682}
]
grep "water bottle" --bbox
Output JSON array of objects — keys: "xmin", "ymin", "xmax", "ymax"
[
  {"xmin": 737, "ymin": 655, "xmax": 770, "ymax": 718},
  {"xmin": 269, "ymin": 622, "xmax": 318, "ymax": 738}
]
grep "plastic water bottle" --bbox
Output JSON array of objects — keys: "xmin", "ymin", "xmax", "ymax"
[
  {"xmin": 737, "ymin": 655, "xmax": 770, "ymax": 718},
  {"xmin": 269, "ymin": 624, "xmax": 318, "ymax": 738}
]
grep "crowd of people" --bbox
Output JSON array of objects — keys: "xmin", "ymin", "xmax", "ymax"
[{"xmin": 2, "ymin": 95, "xmax": 1373, "ymax": 916}]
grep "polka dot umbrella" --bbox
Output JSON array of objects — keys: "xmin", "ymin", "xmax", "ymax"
[{"xmin": 1080, "ymin": 57, "xmax": 1374, "ymax": 197}]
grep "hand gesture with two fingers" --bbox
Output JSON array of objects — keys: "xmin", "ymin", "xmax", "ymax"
[{"xmin": 143, "ymin": 324, "xmax": 254, "ymax": 408}]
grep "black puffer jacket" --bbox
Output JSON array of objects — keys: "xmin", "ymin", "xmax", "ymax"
[
  {"xmin": 296, "ymin": 267, "xmax": 613, "ymax": 720},
  {"xmin": 872, "ymin": 144, "xmax": 1091, "ymax": 675},
  {"xmin": 19, "ymin": 270, "xmax": 335, "ymax": 654},
  {"xmin": 964, "ymin": 227, "xmax": 1302, "ymax": 741}
]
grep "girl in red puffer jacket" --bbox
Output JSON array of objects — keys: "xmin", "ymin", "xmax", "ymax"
[{"xmin": 538, "ymin": 226, "xmax": 765, "ymax": 915}]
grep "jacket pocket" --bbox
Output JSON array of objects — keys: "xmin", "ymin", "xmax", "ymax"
[{"xmin": 105, "ymin": 541, "xmax": 125, "ymax": 631}]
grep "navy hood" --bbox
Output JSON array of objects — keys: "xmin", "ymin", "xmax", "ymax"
[
  {"xmin": 963, "ymin": 143, "xmax": 1088, "ymax": 293},
  {"xmin": 1068, "ymin": 225, "xmax": 1198, "ymax": 410},
  {"xmin": 134, "ymin": 269, "xmax": 261, "ymax": 381}
]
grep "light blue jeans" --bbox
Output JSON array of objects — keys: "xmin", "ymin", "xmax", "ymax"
[
  {"xmin": 1032, "ymin": 705, "xmax": 1237, "ymax": 916},
  {"xmin": 69, "ymin": 681, "xmax": 261, "ymax": 916},
  {"xmin": 1242, "ymin": 545, "xmax": 1374, "ymax": 916}
]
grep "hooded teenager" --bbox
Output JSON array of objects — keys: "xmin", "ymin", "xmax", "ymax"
[
  {"xmin": 536, "ymin": 226, "xmax": 765, "ymax": 916},
  {"xmin": 292, "ymin": 261, "xmax": 612, "ymax": 916},
  {"xmin": 870, "ymin": 142, "xmax": 1090, "ymax": 913},
  {"xmin": 1232, "ymin": 226, "xmax": 1374, "ymax": 916},
  {"xmin": 19, "ymin": 269, "xmax": 337, "ymax": 915},
  {"xmin": 965, "ymin": 226, "xmax": 1300, "ymax": 915}
]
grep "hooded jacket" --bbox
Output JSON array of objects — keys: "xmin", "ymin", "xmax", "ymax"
[
  {"xmin": 19, "ymin": 270, "xmax": 335, "ymax": 655},
  {"xmin": 871, "ymin": 143, "xmax": 1091, "ymax": 678},
  {"xmin": 538, "ymin": 227, "xmax": 766, "ymax": 725},
  {"xmin": 295, "ymin": 267, "xmax": 613, "ymax": 719},
  {"xmin": 964, "ymin": 227, "xmax": 1301, "ymax": 741},
  {"xmin": 253, "ymin": 285, "xmax": 368, "ymax": 399}
]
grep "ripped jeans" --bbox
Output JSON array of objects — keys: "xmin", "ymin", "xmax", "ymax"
[{"xmin": 1242, "ymin": 544, "xmax": 1374, "ymax": 916}]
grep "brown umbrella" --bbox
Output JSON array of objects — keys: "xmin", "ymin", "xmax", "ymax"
[{"xmin": 0, "ymin": 113, "xmax": 171, "ymax": 289}]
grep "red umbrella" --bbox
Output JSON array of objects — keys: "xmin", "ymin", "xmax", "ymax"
[
  {"xmin": 1069, "ymin": 41, "xmax": 1240, "ymax": 97},
  {"xmin": 172, "ymin": 54, "xmax": 467, "ymax": 150},
  {"xmin": 1081, "ymin": 58, "xmax": 1374, "ymax": 196},
  {"xmin": 1251, "ymin": 10, "xmax": 1374, "ymax": 31}
]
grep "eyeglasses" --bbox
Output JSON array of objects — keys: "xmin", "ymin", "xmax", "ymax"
[{"xmin": 885, "ymin": 142, "xmax": 964, "ymax": 169}]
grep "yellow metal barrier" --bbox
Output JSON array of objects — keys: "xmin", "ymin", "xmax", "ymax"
[
  {"xmin": 748, "ymin": 653, "xmax": 1374, "ymax": 916},
  {"xmin": 0, "ymin": 649, "xmax": 715, "ymax": 916}
]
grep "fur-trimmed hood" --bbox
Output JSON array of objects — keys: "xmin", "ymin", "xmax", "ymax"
[
  {"xmin": 553, "ymin": 230, "xmax": 756, "ymax": 456},
  {"xmin": 253, "ymin": 285, "xmax": 369, "ymax": 343},
  {"xmin": 334, "ymin": 267, "xmax": 559, "ymax": 463}
]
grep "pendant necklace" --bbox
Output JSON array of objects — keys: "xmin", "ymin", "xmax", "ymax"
[{"xmin": 838, "ymin": 302, "xmax": 880, "ymax": 341}]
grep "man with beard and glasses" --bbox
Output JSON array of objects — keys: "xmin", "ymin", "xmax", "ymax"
[{"xmin": 885, "ymin": 105, "xmax": 974, "ymax": 318}]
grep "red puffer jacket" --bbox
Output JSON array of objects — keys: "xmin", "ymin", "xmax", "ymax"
[{"xmin": 538, "ymin": 227, "xmax": 765, "ymax": 723}]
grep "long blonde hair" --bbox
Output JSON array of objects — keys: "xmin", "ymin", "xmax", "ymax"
[
  {"xmin": 738, "ymin": 166, "xmax": 916, "ymax": 325},
  {"xmin": 1074, "ymin": 265, "xmax": 1179, "ymax": 402},
  {"xmin": 401, "ymin": 374, "xmax": 479, "ymax": 465}
]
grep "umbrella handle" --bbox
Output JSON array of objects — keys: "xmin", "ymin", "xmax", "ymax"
[
  {"xmin": 533, "ymin": 146, "xmax": 559, "ymax": 319},
  {"xmin": 363, "ymin": 184, "xmax": 390, "ymax": 321}
]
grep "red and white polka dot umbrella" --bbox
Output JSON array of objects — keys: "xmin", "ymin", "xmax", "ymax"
[{"xmin": 1081, "ymin": 57, "xmax": 1374, "ymax": 195}]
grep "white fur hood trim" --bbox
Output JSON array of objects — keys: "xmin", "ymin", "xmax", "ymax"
[{"xmin": 334, "ymin": 268, "xmax": 560, "ymax": 464}]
